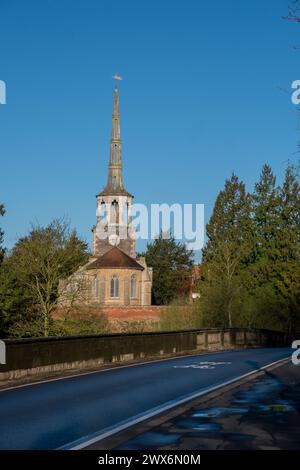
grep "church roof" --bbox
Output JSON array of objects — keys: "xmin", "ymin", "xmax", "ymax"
[
  {"xmin": 86, "ymin": 247, "xmax": 144, "ymax": 271},
  {"xmin": 97, "ymin": 187, "xmax": 133, "ymax": 198}
]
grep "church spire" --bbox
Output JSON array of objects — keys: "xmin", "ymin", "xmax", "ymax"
[
  {"xmin": 100, "ymin": 85, "xmax": 130, "ymax": 196},
  {"xmin": 93, "ymin": 83, "xmax": 135, "ymax": 258}
]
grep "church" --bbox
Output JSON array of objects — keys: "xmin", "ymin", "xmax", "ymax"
[{"xmin": 61, "ymin": 86, "xmax": 152, "ymax": 307}]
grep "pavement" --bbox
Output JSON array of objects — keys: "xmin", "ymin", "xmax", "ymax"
[{"xmin": 0, "ymin": 347, "xmax": 292, "ymax": 450}]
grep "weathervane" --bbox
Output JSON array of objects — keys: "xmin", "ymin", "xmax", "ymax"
[{"xmin": 112, "ymin": 74, "xmax": 123, "ymax": 83}]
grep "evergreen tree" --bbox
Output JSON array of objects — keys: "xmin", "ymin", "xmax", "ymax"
[
  {"xmin": 279, "ymin": 162, "xmax": 300, "ymax": 259},
  {"xmin": 246, "ymin": 164, "xmax": 296, "ymax": 331},
  {"xmin": 200, "ymin": 174, "xmax": 253, "ymax": 327},
  {"xmin": 144, "ymin": 233, "xmax": 194, "ymax": 305},
  {"xmin": 241, "ymin": 163, "xmax": 300, "ymax": 332},
  {"xmin": 0, "ymin": 204, "xmax": 5, "ymax": 265},
  {"xmin": 203, "ymin": 174, "xmax": 253, "ymax": 262},
  {"xmin": 252, "ymin": 164, "xmax": 281, "ymax": 262},
  {"xmin": 276, "ymin": 162, "xmax": 300, "ymax": 333},
  {"xmin": 241, "ymin": 165, "xmax": 281, "ymax": 328},
  {"xmin": 198, "ymin": 163, "xmax": 300, "ymax": 333},
  {"xmin": 0, "ymin": 260, "xmax": 34, "ymax": 337}
]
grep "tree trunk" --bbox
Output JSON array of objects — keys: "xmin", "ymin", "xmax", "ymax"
[
  {"xmin": 228, "ymin": 300, "xmax": 232, "ymax": 328},
  {"xmin": 43, "ymin": 311, "xmax": 49, "ymax": 337}
]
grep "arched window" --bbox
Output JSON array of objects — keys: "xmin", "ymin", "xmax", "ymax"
[
  {"xmin": 94, "ymin": 277, "xmax": 99, "ymax": 298},
  {"xmin": 130, "ymin": 274, "xmax": 137, "ymax": 298},
  {"xmin": 124, "ymin": 202, "xmax": 128, "ymax": 225},
  {"xmin": 110, "ymin": 275, "xmax": 119, "ymax": 298},
  {"xmin": 113, "ymin": 144, "xmax": 118, "ymax": 163},
  {"xmin": 114, "ymin": 120, "xmax": 118, "ymax": 139},
  {"xmin": 111, "ymin": 200, "xmax": 118, "ymax": 223},
  {"xmin": 100, "ymin": 202, "xmax": 106, "ymax": 222}
]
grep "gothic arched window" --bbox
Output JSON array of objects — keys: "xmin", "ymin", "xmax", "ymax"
[
  {"xmin": 110, "ymin": 275, "xmax": 119, "ymax": 298},
  {"xmin": 111, "ymin": 200, "xmax": 119, "ymax": 223},
  {"xmin": 100, "ymin": 202, "xmax": 106, "ymax": 222},
  {"xmin": 114, "ymin": 120, "xmax": 118, "ymax": 139},
  {"xmin": 130, "ymin": 274, "xmax": 137, "ymax": 298},
  {"xmin": 113, "ymin": 144, "xmax": 118, "ymax": 163},
  {"xmin": 124, "ymin": 202, "xmax": 128, "ymax": 224}
]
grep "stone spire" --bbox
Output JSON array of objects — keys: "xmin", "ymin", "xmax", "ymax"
[
  {"xmin": 93, "ymin": 84, "xmax": 135, "ymax": 258},
  {"xmin": 99, "ymin": 86, "xmax": 130, "ymax": 196}
]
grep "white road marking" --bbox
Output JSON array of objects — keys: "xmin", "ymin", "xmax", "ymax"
[
  {"xmin": 174, "ymin": 361, "xmax": 232, "ymax": 369},
  {"xmin": 60, "ymin": 356, "xmax": 289, "ymax": 450}
]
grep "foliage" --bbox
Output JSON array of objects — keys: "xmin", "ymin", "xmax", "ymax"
[
  {"xmin": 2, "ymin": 161, "xmax": 300, "ymax": 337},
  {"xmin": 0, "ymin": 204, "xmax": 5, "ymax": 265},
  {"xmin": 108, "ymin": 319, "xmax": 158, "ymax": 334},
  {"xmin": 1, "ymin": 219, "xmax": 89, "ymax": 337},
  {"xmin": 8, "ymin": 314, "xmax": 109, "ymax": 338},
  {"xmin": 197, "ymin": 162, "xmax": 300, "ymax": 333},
  {"xmin": 200, "ymin": 175, "xmax": 253, "ymax": 327},
  {"xmin": 202, "ymin": 174, "xmax": 253, "ymax": 263},
  {"xmin": 0, "ymin": 260, "xmax": 35, "ymax": 336},
  {"xmin": 159, "ymin": 301, "xmax": 202, "ymax": 331},
  {"xmin": 143, "ymin": 233, "xmax": 194, "ymax": 305}
]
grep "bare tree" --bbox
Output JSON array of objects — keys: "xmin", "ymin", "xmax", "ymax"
[
  {"xmin": 203, "ymin": 241, "xmax": 246, "ymax": 328},
  {"xmin": 58, "ymin": 267, "xmax": 93, "ymax": 316},
  {"xmin": 9, "ymin": 219, "xmax": 89, "ymax": 336}
]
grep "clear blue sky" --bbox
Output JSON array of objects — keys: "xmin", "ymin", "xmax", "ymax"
[{"xmin": 0, "ymin": 0, "xmax": 299, "ymax": 256}]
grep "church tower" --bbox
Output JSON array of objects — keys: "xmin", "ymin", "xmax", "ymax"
[
  {"xmin": 92, "ymin": 86, "xmax": 135, "ymax": 258},
  {"xmin": 60, "ymin": 84, "xmax": 153, "ymax": 308}
]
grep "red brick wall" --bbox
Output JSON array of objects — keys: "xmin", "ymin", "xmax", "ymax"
[
  {"xmin": 98, "ymin": 306, "xmax": 163, "ymax": 320},
  {"xmin": 54, "ymin": 306, "xmax": 164, "ymax": 321}
]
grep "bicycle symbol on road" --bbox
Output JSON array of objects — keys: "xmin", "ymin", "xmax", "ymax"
[{"xmin": 174, "ymin": 361, "xmax": 232, "ymax": 370}]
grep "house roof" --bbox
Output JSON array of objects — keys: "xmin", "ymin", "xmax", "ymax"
[{"xmin": 86, "ymin": 247, "xmax": 144, "ymax": 271}]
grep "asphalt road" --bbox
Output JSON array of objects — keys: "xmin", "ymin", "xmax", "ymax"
[
  {"xmin": 109, "ymin": 361, "xmax": 300, "ymax": 450},
  {"xmin": 0, "ymin": 347, "xmax": 291, "ymax": 449}
]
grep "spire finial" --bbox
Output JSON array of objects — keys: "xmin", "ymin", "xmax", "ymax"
[{"xmin": 112, "ymin": 74, "xmax": 123, "ymax": 82}]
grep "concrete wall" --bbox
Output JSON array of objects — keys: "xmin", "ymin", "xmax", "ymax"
[{"xmin": 0, "ymin": 328, "xmax": 287, "ymax": 381}]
